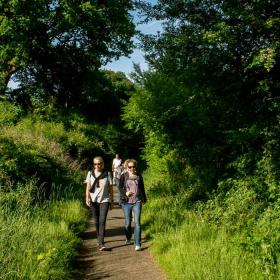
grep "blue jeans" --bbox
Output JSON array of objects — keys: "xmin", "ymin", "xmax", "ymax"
[{"xmin": 122, "ymin": 201, "xmax": 142, "ymax": 246}]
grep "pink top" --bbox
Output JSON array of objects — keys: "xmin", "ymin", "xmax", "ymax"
[{"xmin": 126, "ymin": 175, "xmax": 139, "ymax": 204}]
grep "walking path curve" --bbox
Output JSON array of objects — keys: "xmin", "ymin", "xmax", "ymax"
[{"xmin": 73, "ymin": 187, "xmax": 167, "ymax": 280}]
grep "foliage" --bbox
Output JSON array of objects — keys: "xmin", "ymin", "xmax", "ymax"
[
  {"xmin": 142, "ymin": 193, "xmax": 188, "ymax": 238},
  {"xmin": 1, "ymin": 0, "xmax": 135, "ymax": 108},
  {"xmin": 0, "ymin": 100, "xmax": 92, "ymax": 279},
  {"xmin": 123, "ymin": 1, "xmax": 280, "ymax": 279},
  {"xmin": 0, "ymin": 121, "xmax": 82, "ymax": 195},
  {"xmin": 123, "ymin": 71, "xmax": 219, "ymax": 197},
  {"xmin": 0, "ymin": 98, "xmax": 22, "ymax": 126},
  {"xmin": 128, "ymin": 0, "xmax": 280, "ymax": 209},
  {"xmin": 137, "ymin": 0, "xmax": 280, "ymax": 183},
  {"xmin": 0, "ymin": 185, "xmax": 88, "ymax": 280},
  {"xmin": 147, "ymin": 210, "xmax": 267, "ymax": 280}
]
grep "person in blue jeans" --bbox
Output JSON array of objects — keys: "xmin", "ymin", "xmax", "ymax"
[{"xmin": 118, "ymin": 159, "xmax": 147, "ymax": 251}]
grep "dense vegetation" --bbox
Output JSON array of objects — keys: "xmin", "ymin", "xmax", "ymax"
[
  {"xmin": 1, "ymin": 0, "xmax": 280, "ymax": 279},
  {"xmin": 0, "ymin": 100, "xmax": 85, "ymax": 279},
  {"xmin": 0, "ymin": 81, "xmax": 139, "ymax": 278},
  {"xmin": 123, "ymin": 0, "xmax": 280, "ymax": 279},
  {"xmin": 0, "ymin": 1, "xmax": 139, "ymax": 278},
  {"xmin": 0, "ymin": 63, "xmax": 140, "ymax": 277}
]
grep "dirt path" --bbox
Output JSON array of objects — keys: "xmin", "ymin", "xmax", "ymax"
[{"xmin": 73, "ymin": 187, "xmax": 167, "ymax": 280}]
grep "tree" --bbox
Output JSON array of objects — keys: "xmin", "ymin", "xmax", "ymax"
[
  {"xmin": 0, "ymin": 0, "xmax": 135, "ymax": 107},
  {"xmin": 124, "ymin": 0, "xmax": 280, "ymax": 195},
  {"xmin": 82, "ymin": 69, "xmax": 135, "ymax": 121}
]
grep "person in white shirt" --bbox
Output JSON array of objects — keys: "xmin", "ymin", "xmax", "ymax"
[
  {"xmin": 112, "ymin": 154, "xmax": 122, "ymax": 205},
  {"xmin": 112, "ymin": 154, "xmax": 122, "ymax": 178},
  {"xmin": 85, "ymin": 156, "xmax": 113, "ymax": 251}
]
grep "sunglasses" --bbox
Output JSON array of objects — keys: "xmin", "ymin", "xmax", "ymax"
[
  {"xmin": 128, "ymin": 165, "xmax": 136, "ymax": 169},
  {"xmin": 94, "ymin": 162, "xmax": 102, "ymax": 166}
]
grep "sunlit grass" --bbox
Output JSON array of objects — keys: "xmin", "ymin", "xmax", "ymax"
[
  {"xmin": 143, "ymin": 196, "xmax": 277, "ymax": 280},
  {"xmin": 0, "ymin": 112, "xmax": 89, "ymax": 279},
  {"xmin": 0, "ymin": 197, "xmax": 88, "ymax": 280},
  {"xmin": 150, "ymin": 213, "xmax": 264, "ymax": 280}
]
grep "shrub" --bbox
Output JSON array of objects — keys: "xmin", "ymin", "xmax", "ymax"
[{"xmin": 0, "ymin": 100, "xmax": 22, "ymax": 126}]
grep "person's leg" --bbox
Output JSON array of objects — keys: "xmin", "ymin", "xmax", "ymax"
[
  {"xmin": 98, "ymin": 202, "xmax": 110, "ymax": 247},
  {"xmin": 132, "ymin": 201, "xmax": 142, "ymax": 247},
  {"xmin": 122, "ymin": 203, "xmax": 133, "ymax": 242},
  {"xmin": 91, "ymin": 202, "xmax": 100, "ymax": 243}
]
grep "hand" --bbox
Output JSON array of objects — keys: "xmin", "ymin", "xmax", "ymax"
[
  {"xmin": 126, "ymin": 191, "xmax": 133, "ymax": 197},
  {"xmin": 86, "ymin": 198, "xmax": 91, "ymax": 207}
]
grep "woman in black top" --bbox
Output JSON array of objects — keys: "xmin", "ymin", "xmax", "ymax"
[{"xmin": 118, "ymin": 159, "xmax": 147, "ymax": 251}]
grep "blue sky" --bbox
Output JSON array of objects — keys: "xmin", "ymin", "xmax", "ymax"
[{"xmin": 103, "ymin": 1, "xmax": 162, "ymax": 76}]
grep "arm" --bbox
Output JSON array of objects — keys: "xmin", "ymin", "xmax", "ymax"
[
  {"xmin": 109, "ymin": 183, "xmax": 114, "ymax": 209},
  {"xmin": 112, "ymin": 159, "xmax": 116, "ymax": 172},
  {"xmin": 86, "ymin": 182, "xmax": 91, "ymax": 207},
  {"xmin": 108, "ymin": 171, "xmax": 114, "ymax": 209},
  {"xmin": 139, "ymin": 175, "xmax": 147, "ymax": 204},
  {"xmin": 85, "ymin": 171, "xmax": 91, "ymax": 207},
  {"xmin": 118, "ymin": 173, "xmax": 127, "ymax": 198}
]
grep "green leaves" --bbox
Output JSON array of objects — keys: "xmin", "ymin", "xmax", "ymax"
[
  {"xmin": 248, "ymin": 47, "xmax": 277, "ymax": 72},
  {"xmin": 1, "ymin": 0, "xmax": 135, "ymax": 111},
  {"xmin": 135, "ymin": 0, "xmax": 280, "ymax": 189},
  {"xmin": 0, "ymin": 99, "xmax": 22, "ymax": 126}
]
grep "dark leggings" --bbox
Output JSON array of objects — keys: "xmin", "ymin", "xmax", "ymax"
[{"xmin": 91, "ymin": 202, "xmax": 110, "ymax": 246}]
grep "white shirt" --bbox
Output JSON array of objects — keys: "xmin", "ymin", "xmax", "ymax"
[
  {"xmin": 112, "ymin": 158, "xmax": 122, "ymax": 169},
  {"xmin": 85, "ymin": 170, "xmax": 112, "ymax": 203}
]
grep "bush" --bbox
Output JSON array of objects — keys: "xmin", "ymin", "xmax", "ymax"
[{"xmin": 0, "ymin": 100, "xmax": 22, "ymax": 126}]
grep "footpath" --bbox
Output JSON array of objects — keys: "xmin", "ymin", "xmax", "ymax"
[{"xmin": 73, "ymin": 186, "xmax": 167, "ymax": 280}]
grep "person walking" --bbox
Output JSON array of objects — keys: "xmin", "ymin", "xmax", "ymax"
[
  {"xmin": 114, "ymin": 164, "xmax": 123, "ymax": 206},
  {"xmin": 121, "ymin": 159, "xmax": 129, "ymax": 175},
  {"xmin": 85, "ymin": 156, "xmax": 113, "ymax": 251},
  {"xmin": 112, "ymin": 153, "xmax": 122, "ymax": 183},
  {"xmin": 118, "ymin": 159, "xmax": 147, "ymax": 251},
  {"xmin": 112, "ymin": 153, "xmax": 123, "ymax": 205}
]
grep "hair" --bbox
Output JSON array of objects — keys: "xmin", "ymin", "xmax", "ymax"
[
  {"xmin": 123, "ymin": 159, "xmax": 130, "ymax": 169},
  {"xmin": 127, "ymin": 159, "xmax": 137, "ymax": 168},
  {"xmin": 93, "ymin": 156, "xmax": 104, "ymax": 164}
]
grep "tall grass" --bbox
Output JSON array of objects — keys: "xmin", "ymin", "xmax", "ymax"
[
  {"xmin": 143, "ymin": 196, "xmax": 277, "ymax": 280},
  {"xmin": 0, "ymin": 183, "xmax": 88, "ymax": 280},
  {"xmin": 0, "ymin": 104, "xmax": 91, "ymax": 279},
  {"xmin": 151, "ymin": 214, "xmax": 264, "ymax": 280}
]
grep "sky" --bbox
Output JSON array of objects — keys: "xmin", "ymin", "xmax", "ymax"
[{"xmin": 102, "ymin": 2, "xmax": 162, "ymax": 76}]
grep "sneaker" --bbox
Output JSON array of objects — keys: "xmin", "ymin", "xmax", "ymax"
[
  {"xmin": 125, "ymin": 239, "xmax": 132, "ymax": 245},
  {"xmin": 99, "ymin": 245, "xmax": 107, "ymax": 251},
  {"xmin": 135, "ymin": 246, "xmax": 141, "ymax": 251}
]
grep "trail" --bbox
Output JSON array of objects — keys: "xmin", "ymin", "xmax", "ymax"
[{"xmin": 73, "ymin": 186, "xmax": 167, "ymax": 280}]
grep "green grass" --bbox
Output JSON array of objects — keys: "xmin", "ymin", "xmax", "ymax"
[
  {"xmin": 0, "ymin": 195, "xmax": 88, "ymax": 280},
  {"xmin": 0, "ymin": 106, "xmax": 90, "ymax": 279},
  {"xmin": 143, "ymin": 196, "xmax": 278, "ymax": 280},
  {"xmin": 150, "ymin": 213, "xmax": 264, "ymax": 280}
]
